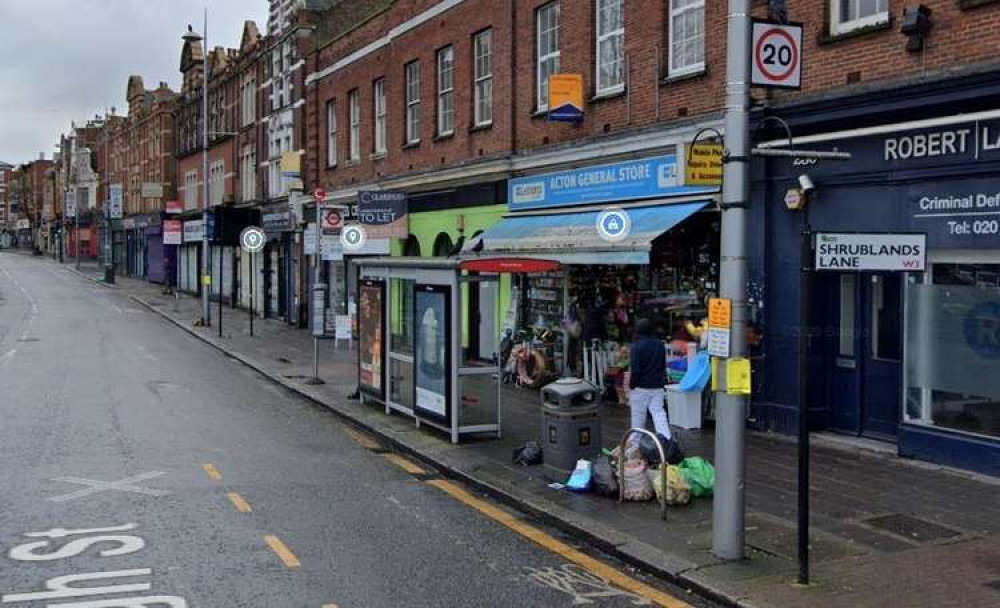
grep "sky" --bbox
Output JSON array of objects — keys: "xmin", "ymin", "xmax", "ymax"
[{"xmin": 0, "ymin": 0, "xmax": 270, "ymax": 165}]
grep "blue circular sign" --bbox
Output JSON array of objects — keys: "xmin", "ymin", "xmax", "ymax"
[
  {"xmin": 963, "ymin": 301, "xmax": 1000, "ymax": 359},
  {"xmin": 596, "ymin": 208, "xmax": 632, "ymax": 242}
]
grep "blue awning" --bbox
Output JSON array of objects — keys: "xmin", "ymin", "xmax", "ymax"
[{"xmin": 463, "ymin": 200, "xmax": 711, "ymax": 265}]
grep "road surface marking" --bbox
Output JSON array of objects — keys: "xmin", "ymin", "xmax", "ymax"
[
  {"xmin": 427, "ymin": 479, "xmax": 691, "ymax": 608},
  {"xmin": 202, "ymin": 464, "xmax": 222, "ymax": 481},
  {"xmin": 343, "ymin": 427, "xmax": 381, "ymax": 450},
  {"xmin": 227, "ymin": 492, "xmax": 252, "ymax": 513},
  {"xmin": 48, "ymin": 472, "xmax": 170, "ymax": 503},
  {"xmin": 0, "ymin": 349, "xmax": 16, "ymax": 369},
  {"xmin": 322, "ymin": 604, "xmax": 339, "ymax": 608},
  {"xmin": 383, "ymin": 453, "xmax": 427, "ymax": 475},
  {"xmin": 264, "ymin": 535, "xmax": 300, "ymax": 569}
]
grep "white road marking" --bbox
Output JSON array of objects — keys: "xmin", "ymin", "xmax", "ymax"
[
  {"xmin": 1, "ymin": 568, "xmax": 153, "ymax": 603},
  {"xmin": 523, "ymin": 564, "xmax": 653, "ymax": 606},
  {"xmin": 25, "ymin": 523, "xmax": 138, "ymax": 539},
  {"xmin": 48, "ymin": 472, "xmax": 170, "ymax": 502},
  {"xmin": 0, "ymin": 262, "xmax": 38, "ymax": 341},
  {"xmin": 0, "ymin": 349, "xmax": 16, "ymax": 369}
]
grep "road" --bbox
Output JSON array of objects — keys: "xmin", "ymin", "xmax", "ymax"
[{"xmin": 0, "ymin": 252, "xmax": 713, "ymax": 608}]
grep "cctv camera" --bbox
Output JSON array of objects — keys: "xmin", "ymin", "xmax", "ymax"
[{"xmin": 798, "ymin": 174, "xmax": 815, "ymax": 193}]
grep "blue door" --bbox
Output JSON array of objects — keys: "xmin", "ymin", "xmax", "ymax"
[{"xmin": 818, "ymin": 273, "xmax": 902, "ymax": 439}]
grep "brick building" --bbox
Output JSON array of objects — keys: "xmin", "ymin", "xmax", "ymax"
[
  {"xmin": 745, "ymin": 0, "xmax": 1000, "ymax": 475},
  {"xmin": 175, "ymin": 20, "xmax": 267, "ymax": 310},
  {"xmin": 297, "ymin": 0, "xmax": 1000, "ymax": 474},
  {"xmin": 0, "ymin": 161, "xmax": 14, "ymax": 243}
]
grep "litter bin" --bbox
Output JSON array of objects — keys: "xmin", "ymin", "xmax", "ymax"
[{"xmin": 541, "ymin": 378, "xmax": 601, "ymax": 481}]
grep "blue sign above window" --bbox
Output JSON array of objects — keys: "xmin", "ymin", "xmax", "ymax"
[{"xmin": 508, "ymin": 155, "xmax": 716, "ymax": 212}]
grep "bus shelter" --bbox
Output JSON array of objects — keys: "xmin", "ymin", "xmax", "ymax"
[{"xmin": 355, "ymin": 257, "xmax": 502, "ymax": 443}]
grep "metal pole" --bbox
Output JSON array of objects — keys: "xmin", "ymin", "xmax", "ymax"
[
  {"xmin": 218, "ymin": 218, "xmax": 224, "ymax": 338},
  {"xmin": 249, "ymin": 250, "xmax": 254, "ymax": 337},
  {"xmin": 307, "ymin": 206, "xmax": 324, "ymax": 384},
  {"xmin": 75, "ymin": 215, "xmax": 80, "ymax": 271},
  {"xmin": 712, "ymin": 0, "xmax": 750, "ymax": 561},
  {"xmin": 797, "ymin": 214, "xmax": 813, "ymax": 585},
  {"xmin": 200, "ymin": 8, "xmax": 211, "ymax": 326}
]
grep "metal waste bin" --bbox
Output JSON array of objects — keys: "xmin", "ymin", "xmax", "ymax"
[{"xmin": 541, "ymin": 378, "xmax": 601, "ymax": 481}]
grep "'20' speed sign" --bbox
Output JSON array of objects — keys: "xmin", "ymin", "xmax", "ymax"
[{"xmin": 751, "ymin": 20, "xmax": 803, "ymax": 89}]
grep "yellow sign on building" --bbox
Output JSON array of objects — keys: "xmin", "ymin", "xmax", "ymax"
[
  {"xmin": 684, "ymin": 143, "xmax": 724, "ymax": 186},
  {"xmin": 548, "ymin": 74, "xmax": 584, "ymax": 122},
  {"xmin": 280, "ymin": 151, "xmax": 301, "ymax": 178}
]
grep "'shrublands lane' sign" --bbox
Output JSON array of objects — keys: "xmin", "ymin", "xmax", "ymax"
[{"xmin": 815, "ymin": 233, "xmax": 926, "ymax": 272}]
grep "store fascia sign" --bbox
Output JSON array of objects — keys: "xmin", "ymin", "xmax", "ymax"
[{"xmin": 508, "ymin": 155, "xmax": 716, "ymax": 212}]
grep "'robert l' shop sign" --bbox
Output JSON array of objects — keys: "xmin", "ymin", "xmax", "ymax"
[{"xmin": 815, "ymin": 233, "xmax": 926, "ymax": 271}]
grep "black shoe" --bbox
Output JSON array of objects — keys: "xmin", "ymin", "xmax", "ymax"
[{"xmin": 346, "ymin": 390, "xmax": 360, "ymax": 400}]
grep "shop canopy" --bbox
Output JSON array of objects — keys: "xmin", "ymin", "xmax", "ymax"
[{"xmin": 461, "ymin": 200, "xmax": 711, "ymax": 266}]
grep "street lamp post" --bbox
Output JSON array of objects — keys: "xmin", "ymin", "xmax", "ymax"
[{"xmin": 184, "ymin": 13, "xmax": 211, "ymax": 327}]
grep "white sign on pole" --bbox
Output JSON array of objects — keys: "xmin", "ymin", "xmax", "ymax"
[
  {"xmin": 304, "ymin": 222, "xmax": 318, "ymax": 254},
  {"xmin": 751, "ymin": 20, "xmax": 803, "ymax": 89},
  {"xmin": 815, "ymin": 233, "xmax": 927, "ymax": 272},
  {"xmin": 65, "ymin": 191, "xmax": 76, "ymax": 220},
  {"xmin": 109, "ymin": 184, "xmax": 124, "ymax": 219},
  {"xmin": 707, "ymin": 328, "xmax": 731, "ymax": 358}
]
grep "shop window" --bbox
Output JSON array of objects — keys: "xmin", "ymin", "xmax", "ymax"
[
  {"xmin": 871, "ymin": 275, "xmax": 902, "ymax": 361},
  {"xmin": 905, "ymin": 262, "xmax": 1000, "ymax": 438},
  {"xmin": 830, "ymin": 0, "xmax": 889, "ymax": 36},
  {"xmin": 432, "ymin": 233, "xmax": 454, "ymax": 257}
]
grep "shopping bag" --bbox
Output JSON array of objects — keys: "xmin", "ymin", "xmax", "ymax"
[
  {"xmin": 638, "ymin": 434, "xmax": 685, "ymax": 466},
  {"xmin": 591, "ymin": 455, "xmax": 619, "ymax": 497},
  {"xmin": 679, "ymin": 457, "xmax": 715, "ymax": 497},
  {"xmin": 622, "ymin": 459, "xmax": 654, "ymax": 501},
  {"xmin": 647, "ymin": 464, "xmax": 691, "ymax": 506},
  {"xmin": 566, "ymin": 459, "xmax": 592, "ymax": 492}
]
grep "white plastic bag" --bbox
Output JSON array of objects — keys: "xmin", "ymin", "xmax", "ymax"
[{"xmin": 622, "ymin": 459, "xmax": 654, "ymax": 501}]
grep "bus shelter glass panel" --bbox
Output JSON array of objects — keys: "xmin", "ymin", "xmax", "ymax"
[{"xmin": 389, "ymin": 278, "xmax": 416, "ymax": 410}]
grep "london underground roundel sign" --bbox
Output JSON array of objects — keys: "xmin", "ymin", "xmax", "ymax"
[{"xmin": 751, "ymin": 20, "xmax": 803, "ymax": 89}]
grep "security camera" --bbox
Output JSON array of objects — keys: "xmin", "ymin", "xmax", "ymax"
[{"xmin": 798, "ymin": 174, "xmax": 815, "ymax": 193}]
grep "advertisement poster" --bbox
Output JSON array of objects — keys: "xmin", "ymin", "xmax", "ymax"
[
  {"xmin": 358, "ymin": 280, "xmax": 385, "ymax": 399},
  {"xmin": 358, "ymin": 191, "xmax": 408, "ymax": 238},
  {"xmin": 163, "ymin": 220, "xmax": 183, "ymax": 245},
  {"xmin": 415, "ymin": 285, "xmax": 450, "ymax": 421}
]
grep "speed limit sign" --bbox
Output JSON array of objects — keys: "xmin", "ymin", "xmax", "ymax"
[{"xmin": 751, "ymin": 20, "xmax": 803, "ymax": 89}]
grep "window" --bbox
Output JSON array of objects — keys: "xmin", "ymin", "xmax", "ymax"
[
  {"xmin": 669, "ymin": 0, "xmax": 704, "ymax": 76},
  {"xmin": 241, "ymin": 74, "xmax": 256, "ymax": 127},
  {"xmin": 240, "ymin": 145, "xmax": 256, "ymax": 202},
  {"xmin": 373, "ymin": 79, "xmax": 387, "ymax": 155},
  {"xmin": 536, "ymin": 2, "xmax": 560, "ymax": 111},
  {"xmin": 405, "ymin": 61, "xmax": 421, "ymax": 144},
  {"xmin": 326, "ymin": 100, "xmax": 338, "ymax": 167},
  {"xmin": 184, "ymin": 170, "xmax": 198, "ymax": 210},
  {"xmin": 209, "ymin": 160, "xmax": 224, "ymax": 207},
  {"xmin": 596, "ymin": 0, "xmax": 625, "ymax": 95},
  {"xmin": 348, "ymin": 89, "xmax": 361, "ymax": 162},
  {"xmin": 436, "ymin": 46, "xmax": 455, "ymax": 136},
  {"xmin": 473, "ymin": 29, "xmax": 493, "ymax": 126},
  {"xmin": 831, "ymin": 0, "xmax": 889, "ymax": 35}
]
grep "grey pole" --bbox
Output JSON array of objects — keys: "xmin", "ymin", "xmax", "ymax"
[
  {"xmin": 307, "ymin": 204, "xmax": 324, "ymax": 385},
  {"xmin": 200, "ymin": 8, "xmax": 211, "ymax": 326},
  {"xmin": 712, "ymin": 0, "xmax": 750, "ymax": 561}
]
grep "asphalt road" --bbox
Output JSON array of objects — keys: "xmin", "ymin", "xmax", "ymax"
[{"xmin": 0, "ymin": 252, "xmax": 714, "ymax": 608}]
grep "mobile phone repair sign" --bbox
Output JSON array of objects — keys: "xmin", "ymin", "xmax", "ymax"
[{"xmin": 815, "ymin": 233, "xmax": 926, "ymax": 271}]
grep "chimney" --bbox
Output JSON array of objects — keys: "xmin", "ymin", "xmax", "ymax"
[{"xmin": 39, "ymin": 152, "xmax": 45, "ymax": 161}]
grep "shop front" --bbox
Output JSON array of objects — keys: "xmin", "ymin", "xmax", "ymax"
[
  {"xmin": 261, "ymin": 202, "xmax": 299, "ymax": 324},
  {"xmin": 123, "ymin": 213, "xmax": 160, "ymax": 279},
  {"xmin": 178, "ymin": 218, "xmax": 204, "ymax": 295},
  {"xmin": 753, "ymin": 112, "xmax": 1000, "ymax": 475},
  {"xmin": 466, "ymin": 153, "xmax": 719, "ymax": 396}
]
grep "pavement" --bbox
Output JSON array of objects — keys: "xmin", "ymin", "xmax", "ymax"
[{"xmin": 7, "ymin": 252, "xmax": 1000, "ymax": 607}]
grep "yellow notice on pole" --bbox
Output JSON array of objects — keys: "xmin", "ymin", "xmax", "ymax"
[
  {"xmin": 202, "ymin": 275, "xmax": 212, "ymax": 286},
  {"xmin": 725, "ymin": 358, "xmax": 751, "ymax": 395},
  {"xmin": 708, "ymin": 298, "xmax": 732, "ymax": 328},
  {"xmin": 711, "ymin": 357, "xmax": 721, "ymax": 392},
  {"xmin": 684, "ymin": 143, "xmax": 723, "ymax": 186}
]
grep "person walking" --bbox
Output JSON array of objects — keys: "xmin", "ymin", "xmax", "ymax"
[{"xmin": 628, "ymin": 318, "xmax": 671, "ymax": 440}]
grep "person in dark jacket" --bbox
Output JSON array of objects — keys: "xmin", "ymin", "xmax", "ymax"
[{"xmin": 628, "ymin": 318, "xmax": 671, "ymax": 440}]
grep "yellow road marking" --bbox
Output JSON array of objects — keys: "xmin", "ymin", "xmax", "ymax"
[
  {"xmin": 343, "ymin": 427, "xmax": 381, "ymax": 450},
  {"xmin": 427, "ymin": 479, "xmax": 691, "ymax": 608},
  {"xmin": 383, "ymin": 453, "xmax": 427, "ymax": 475},
  {"xmin": 227, "ymin": 492, "xmax": 252, "ymax": 513},
  {"xmin": 202, "ymin": 464, "xmax": 222, "ymax": 481},
  {"xmin": 264, "ymin": 535, "xmax": 301, "ymax": 569}
]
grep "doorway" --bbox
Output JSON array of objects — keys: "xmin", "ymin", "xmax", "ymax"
[{"xmin": 815, "ymin": 272, "xmax": 903, "ymax": 440}]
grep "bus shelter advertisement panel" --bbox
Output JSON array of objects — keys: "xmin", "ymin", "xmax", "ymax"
[
  {"xmin": 415, "ymin": 285, "xmax": 450, "ymax": 422},
  {"xmin": 359, "ymin": 280, "xmax": 385, "ymax": 399}
]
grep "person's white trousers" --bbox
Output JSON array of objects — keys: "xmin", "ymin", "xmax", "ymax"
[{"xmin": 629, "ymin": 387, "xmax": 671, "ymax": 440}]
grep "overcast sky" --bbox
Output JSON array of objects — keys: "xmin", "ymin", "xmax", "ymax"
[{"xmin": 0, "ymin": 0, "xmax": 270, "ymax": 164}]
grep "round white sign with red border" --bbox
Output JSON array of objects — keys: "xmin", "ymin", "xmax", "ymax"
[{"xmin": 751, "ymin": 21, "xmax": 803, "ymax": 89}]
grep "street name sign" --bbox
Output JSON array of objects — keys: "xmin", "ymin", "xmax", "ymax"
[
  {"xmin": 751, "ymin": 20, "xmax": 803, "ymax": 89},
  {"xmin": 815, "ymin": 233, "xmax": 927, "ymax": 271}
]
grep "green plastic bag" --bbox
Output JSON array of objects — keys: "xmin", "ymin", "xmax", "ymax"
[{"xmin": 679, "ymin": 457, "xmax": 715, "ymax": 497}]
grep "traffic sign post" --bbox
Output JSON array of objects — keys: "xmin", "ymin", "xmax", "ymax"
[
  {"xmin": 307, "ymin": 189, "xmax": 327, "ymax": 385},
  {"xmin": 240, "ymin": 226, "xmax": 266, "ymax": 338},
  {"xmin": 751, "ymin": 20, "xmax": 803, "ymax": 89}
]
